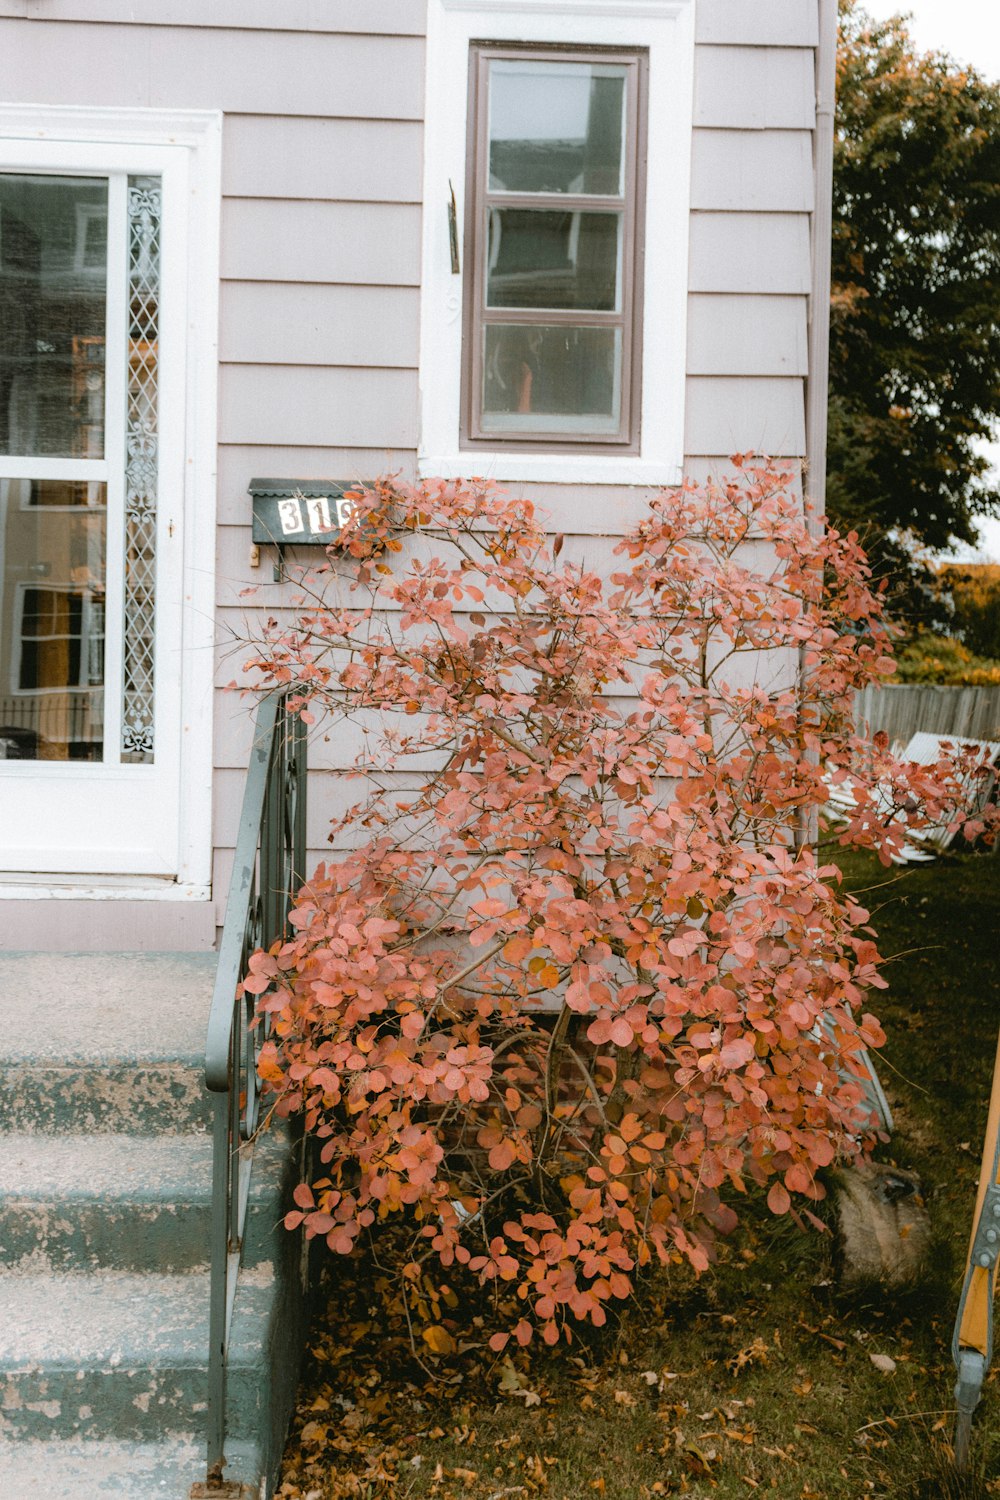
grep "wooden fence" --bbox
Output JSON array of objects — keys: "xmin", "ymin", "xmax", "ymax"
[{"xmin": 853, "ymin": 684, "xmax": 1000, "ymax": 745}]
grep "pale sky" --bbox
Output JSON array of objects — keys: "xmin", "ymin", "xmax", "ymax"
[
  {"xmin": 859, "ymin": 0, "xmax": 1000, "ymax": 81},
  {"xmin": 856, "ymin": 1, "xmax": 1000, "ymax": 560}
]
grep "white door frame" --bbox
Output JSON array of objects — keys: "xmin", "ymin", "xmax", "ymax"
[{"xmin": 0, "ymin": 106, "xmax": 221, "ymax": 897}]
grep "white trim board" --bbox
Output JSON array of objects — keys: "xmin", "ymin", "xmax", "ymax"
[
  {"xmin": 0, "ymin": 104, "xmax": 224, "ymax": 151},
  {"xmin": 441, "ymin": 1, "xmax": 689, "ymax": 15},
  {"xmin": 0, "ymin": 878, "xmax": 212, "ymax": 900},
  {"xmin": 418, "ymin": 0, "xmax": 695, "ymax": 487}
]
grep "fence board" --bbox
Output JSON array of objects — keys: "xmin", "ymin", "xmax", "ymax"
[{"xmin": 854, "ymin": 685, "xmax": 1000, "ymax": 745}]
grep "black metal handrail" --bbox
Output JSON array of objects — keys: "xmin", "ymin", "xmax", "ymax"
[{"xmin": 203, "ymin": 691, "xmax": 306, "ymax": 1485}]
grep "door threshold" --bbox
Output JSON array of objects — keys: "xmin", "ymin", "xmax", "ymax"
[{"xmin": 0, "ymin": 876, "xmax": 211, "ymax": 901}]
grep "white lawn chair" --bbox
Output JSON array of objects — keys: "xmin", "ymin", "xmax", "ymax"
[
  {"xmin": 890, "ymin": 732, "xmax": 1000, "ymax": 864},
  {"xmin": 822, "ymin": 733, "xmax": 1000, "ymax": 864}
]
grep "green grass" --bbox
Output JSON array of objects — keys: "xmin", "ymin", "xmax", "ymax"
[{"xmin": 277, "ymin": 850, "xmax": 1000, "ymax": 1500}]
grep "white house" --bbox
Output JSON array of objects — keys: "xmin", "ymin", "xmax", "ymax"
[{"xmin": 0, "ymin": 2, "xmax": 837, "ymax": 1494}]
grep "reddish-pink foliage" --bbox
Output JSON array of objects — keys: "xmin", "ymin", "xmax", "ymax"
[{"xmin": 241, "ymin": 460, "xmax": 997, "ymax": 1349}]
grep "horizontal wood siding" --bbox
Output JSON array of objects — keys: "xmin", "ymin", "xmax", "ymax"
[
  {"xmin": 215, "ymin": 448, "xmax": 419, "ymax": 524},
  {"xmin": 0, "ymin": 1, "xmax": 426, "ymax": 31},
  {"xmin": 688, "ymin": 213, "xmax": 811, "ymax": 294},
  {"xmin": 220, "ymin": 284, "xmax": 420, "ymax": 367},
  {"xmin": 687, "ymin": 295, "xmax": 808, "ymax": 376},
  {"xmin": 685, "ymin": 377, "xmax": 807, "ymax": 457},
  {"xmin": 223, "ymin": 118, "xmax": 424, "ymax": 201},
  {"xmin": 0, "ymin": 23, "xmax": 423, "ymax": 117},
  {"xmin": 686, "ymin": 8, "xmax": 814, "ymax": 476},
  {"xmin": 221, "ymin": 201, "xmax": 422, "ymax": 284},
  {"xmin": 219, "ymin": 367, "xmax": 419, "ymax": 449},
  {"xmin": 690, "ymin": 130, "xmax": 814, "ymax": 212},
  {"xmin": 696, "ymin": 0, "xmax": 818, "ymax": 48},
  {"xmin": 693, "ymin": 46, "xmax": 815, "ymax": 129}
]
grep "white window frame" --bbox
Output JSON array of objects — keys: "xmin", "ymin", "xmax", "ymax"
[
  {"xmin": 419, "ymin": 0, "xmax": 695, "ymax": 486},
  {"xmin": 0, "ymin": 105, "xmax": 220, "ymax": 897}
]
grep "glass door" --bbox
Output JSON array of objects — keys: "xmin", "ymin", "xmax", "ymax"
[{"xmin": 0, "ymin": 160, "xmax": 186, "ymax": 878}]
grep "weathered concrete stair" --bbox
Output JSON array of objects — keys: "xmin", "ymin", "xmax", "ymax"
[{"xmin": 0, "ymin": 953, "xmax": 303, "ymax": 1499}]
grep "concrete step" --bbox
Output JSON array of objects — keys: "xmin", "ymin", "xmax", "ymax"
[
  {"xmin": 0, "ymin": 952, "xmax": 216, "ymax": 1134},
  {"xmin": 0, "ymin": 1436, "xmax": 265, "ymax": 1499},
  {"xmin": 0, "ymin": 951, "xmax": 306, "ymax": 1497},
  {"xmin": 0, "ymin": 1131, "xmax": 292, "ymax": 1273},
  {"xmin": 0, "ymin": 1059, "xmax": 211, "ymax": 1134},
  {"xmin": 0, "ymin": 1268, "xmax": 279, "ymax": 1444}
]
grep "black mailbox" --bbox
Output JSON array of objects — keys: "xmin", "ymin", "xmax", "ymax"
[{"xmin": 249, "ymin": 477, "xmax": 363, "ymax": 546}]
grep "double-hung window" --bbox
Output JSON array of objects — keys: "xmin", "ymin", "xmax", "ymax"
[
  {"xmin": 419, "ymin": 0, "xmax": 694, "ymax": 486},
  {"xmin": 462, "ymin": 45, "xmax": 647, "ymax": 451}
]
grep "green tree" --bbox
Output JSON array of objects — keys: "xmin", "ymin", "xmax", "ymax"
[{"xmin": 829, "ymin": 3, "xmax": 1000, "ymax": 613}]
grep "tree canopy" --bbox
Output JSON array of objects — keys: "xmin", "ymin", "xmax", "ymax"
[{"xmin": 829, "ymin": 3, "xmax": 1000, "ymax": 603}]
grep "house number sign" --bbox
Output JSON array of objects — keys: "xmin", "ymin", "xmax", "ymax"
[{"xmin": 249, "ymin": 477, "xmax": 364, "ymax": 545}]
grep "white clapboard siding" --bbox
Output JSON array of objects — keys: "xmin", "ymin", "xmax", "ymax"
[
  {"xmin": 214, "ymin": 631, "xmax": 798, "ymax": 780},
  {"xmin": 683, "ymin": 457, "xmax": 803, "ymax": 494},
  {"xmin": 219, "ymin": 694, "xmax": 667, "ymax": 774},
  {"xmin": 690, "ymin": 129, "xmax": 814, "ymax": 212},
  {"xmin": 223, "ymin": 117, "xmax": 424, "ymax": 202},
  {"xmin": 687, "ymin": 295, "xmax": 808, "ymax": 376},
  {"xmin": 216, "ymin": 449, "xmax": 419, "ymax": 525},
  {"xmin": 213, "ymin": 768, "xmax": 431, "ymax": 851},
  {"xmin": 219, "ymin": 366, "xmax": 419, "ymax": 449},
  {"xmin": 216, "ymin": 462, "xmax": 681, "ymax": 534},
  {"xmin": 0, "ymin": 1, "xmax": 823, "ymax": 948},
  {"xmin": 0, "ymin": 1, "xmax": 426, "ymax": 31},
  {"xmin": 477, "ymin": 484, "xmax": 679, "ymax": 534},
  {"xmin": 213, "ymin": 699, "xmax": 458, "ymax": 777},
  {"xmin": 685, "ymin": 377, "xmax": 807, "ymax": 457},
  {"xmin": 688, "ymin": 213, "xmax": 812, "ymax": 294},
  {"xmin": 0, "ymin": 23, "xmax": 424, "ymax": 118},
  {"xmin": 221, "ymin": 201, "xmax": 422, "ymax": 286},
  {"xmin": 220, "ymin": 284, "xmax": 420, "ymax": 368},
  {"xmin": 215, "ymin": 536, "xmax": 787, "ymax": 662},
  {"xmin": 213, "ymin": 845, "xmax": 386, "ymax": 915},
  {"xmin": 696, "ymin": 0, "xmax": 819, "ymax": 48},
  {"xmin": 694, "ymin": 46, "xmax": 815, "ymax": 130},
  {"xmin": 215, "ymin": 527, "xmax": 630, "ymax": 612}
]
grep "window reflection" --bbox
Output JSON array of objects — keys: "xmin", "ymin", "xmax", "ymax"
[
  {"xmin": 0, "ymin": 479, "xmax": 106, "ymax": 760},
  {"xmin": 488, "ymin": 61, "xmax": 626, "ymax": 196},
  {"xmin": 487, "ymin": 209, "xmax": 621, "ymax": 311},
  {"xmin": 0, "ymin": 175, "xmax": 108, "ymax": 459},
  {"xmin": 482, "ymin": 325, "xmax": 621, "ymax": 435}
]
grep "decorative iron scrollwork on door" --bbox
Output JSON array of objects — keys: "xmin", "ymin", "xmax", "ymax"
[{"xmin": 121, "ymin": 176, "xmax": 160, "ymax": 763}]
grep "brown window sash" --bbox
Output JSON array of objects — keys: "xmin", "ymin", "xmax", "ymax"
[{"xmin": 461, "ymin": 42, "xmax": 648, "ymax": 455}]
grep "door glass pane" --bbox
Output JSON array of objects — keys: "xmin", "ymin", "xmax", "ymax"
[
  {"xmin": 482, "ymin": 324, "xmax": 622, "ymax": 435},
  {"xmin": 0, "ymin": 477, "xmax": 106, "ymax": 760},
  {"xmin": 486, "ymin": 208, "xmax": 621, "ymax": 311},
  {"xmin": 488, "ymin": 61, "xmax": 627, "ymax": 196},
  {"xmin": 0, "ymin": 175, "xmax": 108, "ymax": 458},
  {"xmin": 121, "ymin": 175, "xmax": 160, "ymax": 765}
]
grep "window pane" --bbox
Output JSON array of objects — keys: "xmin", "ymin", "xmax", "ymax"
[
  {"xmin": 0, "ymin": 478, "xmax": 106, "ymax": 761},
  {"xmin": 0, "ymin": 175, "xmax": 108, "ymax": 459},
  {"xmin": 488, "ymin": 61, "xmax": 626, "ymax": 196},
  {"xmin": 487, "ymin": 209, "xmax": 621, "ymax": 311},
  {"xmin": 481, "ymin": 324, "xmax": 622, "ymax": 435}
]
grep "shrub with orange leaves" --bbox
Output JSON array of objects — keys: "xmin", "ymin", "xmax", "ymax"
[{"xmin": 241, "ymin": 460, "xmax": 996, "ymax": 1350}]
